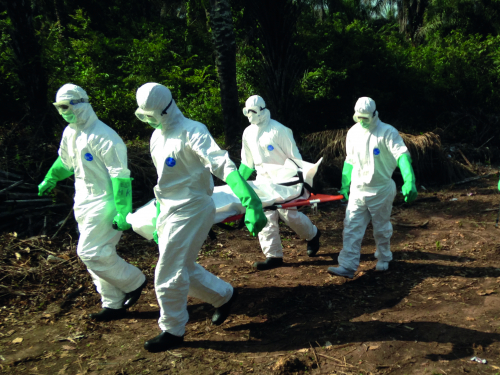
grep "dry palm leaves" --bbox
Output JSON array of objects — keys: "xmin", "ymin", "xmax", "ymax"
[{"xmin": 300, "ymin": 129, "xmax": 475, "ymax": 186}]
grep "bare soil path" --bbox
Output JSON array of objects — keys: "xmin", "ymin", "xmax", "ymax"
[{"xmin": 2, "ymin": 175, "xmax": 500, "ymax": 375}]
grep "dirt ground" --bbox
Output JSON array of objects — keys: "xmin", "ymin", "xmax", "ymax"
[{"xmin": 2, "ymin": 173, "xmax": 500, "ymax": 375}]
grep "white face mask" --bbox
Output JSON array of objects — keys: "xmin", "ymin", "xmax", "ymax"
[
  {"xmin": 243, "ymin": 106, "xmax": 266, "ymax": 125},
  {"xmin": 53, "ymin": 98, "xmax": 88, "ymax": 124},
  {"xmin": 354, "ymin": 112, "xmax": 375, "ymax": 129},
  {"xmin": 247, "ymin": 113, "xmax": 259, "ymax": 124},
  {"xmin": 146, "ymin": 116, "xmax": 162, "ymax": 129},
  {"xmin": 359, "ymin": 118, "xmax": 371, "ymax": 128},
  {"xmin": 61, "ymin": 111, "xmax": 77, "ymax": 123},
  {"xmin": 135, "ymin": 98, "xmax": 173, "ymax": 129}
]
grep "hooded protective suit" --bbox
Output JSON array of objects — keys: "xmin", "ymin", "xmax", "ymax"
[
  {"xmin": 136, "ymin": 83, "xmax": 265, "ymax": 337},
  {"xmin": 336, "ymin": 97, "xmax": 413, "ymax": 273},
  {"xmin": 241, "ymin": 95, "xmax": 318, "ymax": 259},
  {"xmin": 42, "ymin": 84, "xmax": 145, "ymax": 309}
]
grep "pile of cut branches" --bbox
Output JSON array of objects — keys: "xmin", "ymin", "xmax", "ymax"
[
  {"xmin": 0, "ymin": 142, "xmax": 157, "ymax": 238},
  {"xmin": 0, "ymin": 170, "xmax": 73, "ymax": 238},
  {"xmin": 0, "ymin": 231, "xmax": 156, "ymax": 315},
  {"xmin": 0, "ymin": 232, "xmax": 88, "ymax": 312}
]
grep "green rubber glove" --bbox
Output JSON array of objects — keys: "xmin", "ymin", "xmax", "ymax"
[
  {"xmin": 339, "ymin": 162, "xmax": 353, "ymax": 201},
  {"xmin": 226, "ymin": 170, "xmax": 267, "ymax": 236},
  {"xmin": 38, "ymin": 156, "xmax": 74, "ymax": 196},
  {"xmin": 111, "ymin": 177, "xmax": 133, "ymax": 231},
  {"xmin": 153, "ymin": 199, "xmax": 161, "ymax": 244},
  {"xmin": 238, "ymin": 163, "xmax": 255, "ymax": 181},
  {"xmin": 397, "ymin": 154, "xmax": 418, "ymax": 203}
]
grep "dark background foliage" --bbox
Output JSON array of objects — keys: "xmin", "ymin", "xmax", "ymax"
[{"xmin": 1, "ymin": 0, "xmax": 500, "ymax": 174}]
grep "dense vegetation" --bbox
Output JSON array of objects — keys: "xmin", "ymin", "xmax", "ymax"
[{"xmin": 1, "ymin": 0, "xmax": 500, "ymax": 155}]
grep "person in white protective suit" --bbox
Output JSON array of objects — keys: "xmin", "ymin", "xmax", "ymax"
[
  {"xmin": 134, "ymin": 83, "xmax": 267, "ymax": 352},
  {"xmin": 38, "ymin": 84, "xmax": 147, "ymax": 321},
  {"xmin": 239, "ymin": 95, "xmax": 321, "ymax": 271},
  {"xmin": 328, "ymin": 97, "xmax": 417, "ymax": 279}
]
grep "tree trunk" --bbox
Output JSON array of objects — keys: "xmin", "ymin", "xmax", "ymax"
[
  {"xmin": 208, "ymin": 0, "xmax": 240, "ymax": 157},
  {"xmin": 2, "ymin": 0, "xmax": 48, "ymax": 130},
  {"xmin": 250, "ymin": 0, "xmax": 304, "ymax": 132},
  {"xmin": 398, "ymin": 0, "xmax": 428, "ymax": 43},
  {"xmin": 53, "ymin": 0, "xmax": 68, "ymax": 39}
]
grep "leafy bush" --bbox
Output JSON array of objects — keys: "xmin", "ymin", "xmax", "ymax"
[
  {"xmin": 3, "ymin": 8, "xmax": 224, "ymax": 141},
  {"xmin": 296, "ymin": 15, "xmax": 500, "ymax": 144},
  {"xmin": 2, "ymin": 2, "xmax": 500, "ymax": 149}
]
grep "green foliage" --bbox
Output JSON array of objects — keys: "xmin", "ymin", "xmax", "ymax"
[
  {"xmin": 293, "ymin": 12, "xmax": 500, "ymax": 143},
  {"xmin": 423, "ymin": 0, "xmax": 500, "ymax": 39},
  {"xmin": 1, "ymin": 0, "xmax": 500, "ymax": 148},
  {"xmin": 436, "ymin": 240, "xmax": 442, "ymax": 251},
  {"xmin": 43, "ymin": 10, "xmax": 223, "ymax": 139},
  {"xmin": 406, "ymin": 31, "xmax": 500, "ymax": 143},
  {"xmin": 296, "ymin": 16, "xmax": 431, "ymax": 133},
  {"xmin": 0, "ymin": 11, "xmax": 21, "ymax": 121},
  {"xmin": 2, "ymin": 6, "xmax": 223, "ymax": 141}
]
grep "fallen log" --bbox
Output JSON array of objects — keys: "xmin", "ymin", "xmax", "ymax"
[
  {"xmin": 2, "ymin": 199, "xmax": 54, "ymax": 207},
  {"xmin": 0, "ymin": 170, "xmax": 22, "ymax": 179},
  {"xmin": 0, "ymin": 203, "xmax": 67, "ymax": 219},
  {"xmin": 449, "ymin": 172, "xmax": 498, "ymax": 186},
  {"xmin": 0, "ymin": 180, "xmax": 24, "ymax": 194},
  {"xmin": 0, "ymin": 192, "xmax": 41, "ymax": 198},
  {"xmin": 0, "ymin": 179, "xmax": 37, "ymax": 190}
]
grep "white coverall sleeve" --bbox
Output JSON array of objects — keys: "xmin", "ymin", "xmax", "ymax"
[
  {"xmin": 58, "ymin": 128, "xmax": 74, "ymax": 172},
  {"xmin": 189, "ymin": 126, "xmax": 237, "ymax": 181},
  {"xmin": 344, "ymin": 130, "xmax": 355, "ymax": 165},
  {"xmin": 385, "ymin": 128, "xmax": 410, "ymax": 161},
  {"xmin": 280, "ymin": 128, "xmax": 302, "ymax": 160},
  {"xmin": 241, "ymin": 132, "xmax": 255, "ymax": 169},
  {"xmin": 150, "ymin": 131, "xmax": 159, "ymax": 170},
  {"xmin": 97, "ymin": 139, "xmax": 131, "ymax": 178}
]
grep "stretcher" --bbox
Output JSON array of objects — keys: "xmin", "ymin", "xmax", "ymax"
[
  {"xmin": 127, "ymin": 192, "xmax": 344, "ymax": 240},
  {"xmin": 220, "ymin": 193, "xmax": 344, "ymax": 223},
  {"xmin": 126, "ymin": 157, "xmax": 344, "ymax": 240}
]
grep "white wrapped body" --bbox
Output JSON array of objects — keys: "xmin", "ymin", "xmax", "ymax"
[{"xmin": 127, "ymin": 157, "xmax": 322, "ymax": 240}]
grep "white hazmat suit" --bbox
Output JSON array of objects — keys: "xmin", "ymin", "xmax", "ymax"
[
  {"xmin": 136, "ymin": 83, "xmax": 237, "ymax": 339},
  {"xmin": 241, "ymin": 96, "xmax": 318, "ymax": 262},
  {"xmin": 53, "ymin": 84, "xmax": 146, "ymax": 310},
  {"xmin": 332, "ymin": 97, "xmax": 411, "ymax": 277}
]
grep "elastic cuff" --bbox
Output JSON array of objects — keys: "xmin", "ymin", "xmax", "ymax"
[
  {"xmin": 159, "ymin": 326, "xmax": 186, "ymax": 337},
  {"xmin": 305, "ymin": 226, "xmax": 318, "ymax": 241},
  {"xmin": 102, "ymin": 297, "xmax": 126, "ymax": 310},
  {"xmin": 123, "ymin": 273, "xmax": 146, "ymax": 294},
  {"xmin": 213, "ymin": 286, "xmax": 234, "ymax": 308}
]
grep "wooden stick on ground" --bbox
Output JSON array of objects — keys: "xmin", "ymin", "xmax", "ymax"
[
  {"xmin": 309, "ymin": 342, "xmax": 321, "ymax": 371},
  {"xmin": 0, "ymin": 180, "xmax": 24, "ymax": 194},
  {"xmin": 453, "ymin": 172, "xmax": 497, "ymax": 186},
  {"xmin": 316, "ymin": 353, "xmax": 356, "ymax": 368},
  {"xmin": 51, "ymin": 208, "xmax": 74, "ymax": 240},
  {"xmin": 457, "ymin": 149, "xmax": 474, "ymax": 170}
]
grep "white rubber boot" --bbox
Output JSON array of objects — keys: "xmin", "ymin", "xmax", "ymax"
[
  {"xmin": 375, "ymin": 261, "xmax": 389, "ymax": 271},
  {"xmin": 327, "ymin": 266, "xmax": 355, "ymax": 279}
]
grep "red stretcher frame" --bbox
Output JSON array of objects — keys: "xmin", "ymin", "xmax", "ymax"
[{"xmin": 221, "ymin": 194, "xmax": 345, "ymax": 223}]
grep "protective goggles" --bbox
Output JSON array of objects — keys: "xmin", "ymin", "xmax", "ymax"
[
  {"xmin": 53, "ymin": 98, "xmax": 89, "ymax": 112},
  {"xmin": 135, "ymin": 98, "xmax": 173, "ymax": 123},
  {"xmin": 242, "ymin": 106, "xmax": 265, "ymax": 116},
  {"xmin": 353, "ymin": 110, "xmax": 376, "ymax": 122}
]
